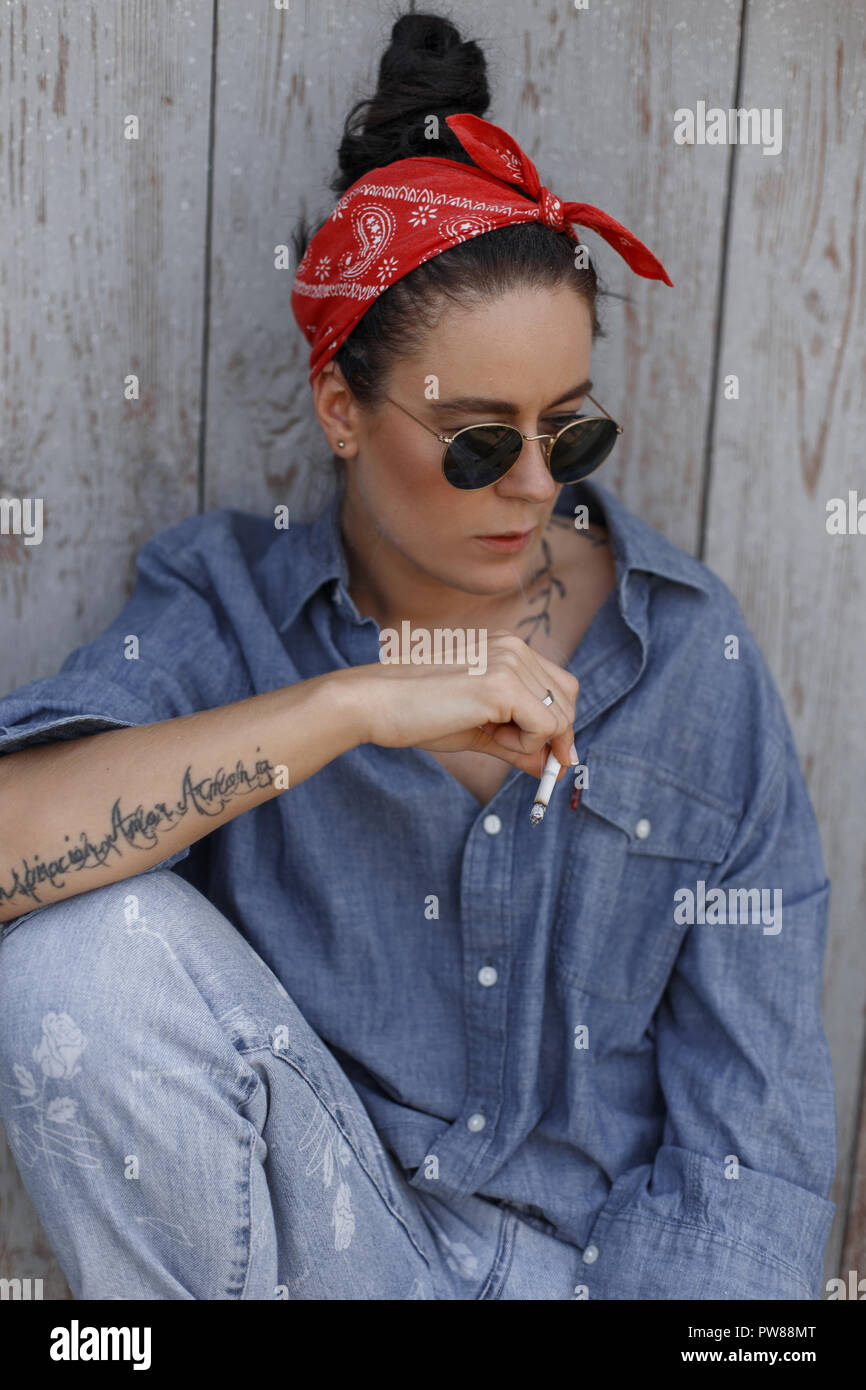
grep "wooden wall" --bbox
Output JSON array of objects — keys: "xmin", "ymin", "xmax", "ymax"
[{"xmin": 1, "ymin": 0, "xmax": 863, "ymax": 1300}]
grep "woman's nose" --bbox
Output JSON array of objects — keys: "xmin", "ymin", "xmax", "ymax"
[{"xmin": 501, "ymin": 432, "xmax": 557, "ymax": 496}]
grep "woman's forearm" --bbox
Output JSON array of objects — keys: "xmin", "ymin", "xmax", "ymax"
[{"xmin": 0, "ymin": 668, "xmax": 362, "ymax": 924}]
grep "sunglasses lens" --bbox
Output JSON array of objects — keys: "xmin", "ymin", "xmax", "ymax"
[
  {"xmin": 443, "ymin": 425, "xmax": 523, "ymax": 490},
  {"xmin": 550, "ymin": 418, "xmax": 619, "ymax": 482}
]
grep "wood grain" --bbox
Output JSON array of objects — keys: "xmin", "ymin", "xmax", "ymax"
[{"xmin": 703, "ymin": 0, "xmax": 866, "ymax": 1285}]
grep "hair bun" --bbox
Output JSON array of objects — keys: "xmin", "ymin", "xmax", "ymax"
[
  {"xmin": 383, "ymin": 12, "xmax": 482, "ymax": 73},
  {"xmin": 332, "ymin": 12, "xmax": 491, "ymax": 195}
]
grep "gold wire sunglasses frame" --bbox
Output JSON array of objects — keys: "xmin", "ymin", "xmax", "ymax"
[{"xmin": 382, "ymin": 391, "xmax": 623, "ymax": 491}]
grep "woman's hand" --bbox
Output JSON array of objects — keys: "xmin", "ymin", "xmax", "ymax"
[{"xmin": 345, "ymin": 631, "xmax": 580, "ymax": 780}]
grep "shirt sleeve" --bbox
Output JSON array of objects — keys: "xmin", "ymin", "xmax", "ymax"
[
  {"xmin": 0, "ymin": 521, "xmax": 248, "ymax": 920},
  {"xmin": 582, "ymin": 721, "xmax": 837, "ymax": 1300}
]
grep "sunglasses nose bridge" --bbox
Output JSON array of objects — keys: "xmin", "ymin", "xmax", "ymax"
[{"xmin": 519, "ymin": 430, "xmax": 557, "ymax": 469}]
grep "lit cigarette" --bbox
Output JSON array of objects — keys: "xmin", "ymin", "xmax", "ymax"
[{"xmin": 529, "ymin": 749, "xmax": 565, "ymax": 826}]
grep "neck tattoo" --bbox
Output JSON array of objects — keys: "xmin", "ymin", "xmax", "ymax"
[
  {"xmin": 510, "ymin": 514, "xmax": 610, "ymax": 653},
  {"xmin": 514, "ymin": 534, "xmax": 565, "ymax": 648}
]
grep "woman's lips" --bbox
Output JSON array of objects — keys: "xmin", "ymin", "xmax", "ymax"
[{"xmin": 474, "ymin": 528, "xmax": 535, "ymax": 553}]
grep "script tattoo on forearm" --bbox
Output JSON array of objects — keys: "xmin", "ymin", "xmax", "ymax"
[{"xmin": 0, "ymin": 754, "xmax": 275, "ymax": 913}]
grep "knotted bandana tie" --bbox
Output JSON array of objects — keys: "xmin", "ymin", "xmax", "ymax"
[{"xmin": 291, "ymin": 112, "xmax": 672, "ymax": 383}]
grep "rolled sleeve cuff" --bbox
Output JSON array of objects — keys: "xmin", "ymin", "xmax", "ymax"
[
  {"xmin": 0, "ymin": 674, "xmax": 157, "ymax": 756},
  {"xmin": 580, "ymin": 1147, "xmax": 835, "ymax": 1300}
]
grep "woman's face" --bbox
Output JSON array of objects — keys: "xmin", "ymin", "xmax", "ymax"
[{"xmin": 315, "ymin": 285, "xmax": 595, "ymax": 601}]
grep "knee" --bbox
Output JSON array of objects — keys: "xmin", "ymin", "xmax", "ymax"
[{"xmin": 0, "ymin": 869, "xmax": 213, "ymax": 1049}]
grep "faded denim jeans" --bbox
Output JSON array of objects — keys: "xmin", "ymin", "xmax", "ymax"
[{"xmin": 0, "ymin": 868, "xmax": 588, "ymax": 1300}]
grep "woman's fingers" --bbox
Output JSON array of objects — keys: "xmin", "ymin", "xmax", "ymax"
[
  {"xmin": 357, "ymin": 628, "xmax": 580, "ymax": 768},
  {"xmin": 483, "ymin": 631, "xmax": 579, "ymax": 768}
]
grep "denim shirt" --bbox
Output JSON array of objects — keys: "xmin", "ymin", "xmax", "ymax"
[{"xmin": 0, "ymin": 479, "xmax": 837, "ymax": 1299}]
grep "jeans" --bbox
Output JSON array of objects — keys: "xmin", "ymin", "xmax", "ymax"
[{"xmin": 0, "ymin": 869, "xmax": 588, "ymax": 1300}]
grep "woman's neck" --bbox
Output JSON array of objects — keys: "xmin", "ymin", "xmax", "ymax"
[{"xmin": 338, "ymin": 494, "xmax": 597, "ymax": 668}]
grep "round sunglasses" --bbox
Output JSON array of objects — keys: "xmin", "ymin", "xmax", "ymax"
[{"xmin": 383, "ymin": 391, "xmax": 623, "ymax": 491}]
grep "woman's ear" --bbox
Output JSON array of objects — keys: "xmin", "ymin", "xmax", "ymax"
[{"xmin": 312, "ymin": 362, "xmax": 357, "ymax": 458}]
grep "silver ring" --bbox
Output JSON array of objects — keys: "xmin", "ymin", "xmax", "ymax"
[{"xmin": 542, "ymin": 689, "xmax": 554, "ymax": 706}]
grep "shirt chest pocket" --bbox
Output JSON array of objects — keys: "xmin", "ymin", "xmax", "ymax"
[{"xmin": 551, "ymin": 747, "xmax": 740, "ymax": 1003}]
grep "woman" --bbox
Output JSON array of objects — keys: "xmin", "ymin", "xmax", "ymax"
[{"xmin": 0, "ymin": 13, "xmax": 836, "ymax": 1300}]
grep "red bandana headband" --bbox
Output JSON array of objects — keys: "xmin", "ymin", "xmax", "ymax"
[{"xmin": 291, "ymin": 112, "xmax": 673, "ymax": 384}]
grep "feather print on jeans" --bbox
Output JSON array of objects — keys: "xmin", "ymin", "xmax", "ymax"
[{"xmin": 297, "ymin": 1102, "xmax": 356, "ymax": 1251}]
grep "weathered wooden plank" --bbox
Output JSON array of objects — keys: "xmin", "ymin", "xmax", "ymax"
[
  {"xmin": 204, "ymin": 0, "xmax": 415, "ymax": 518},
  {"xmin": 0, "ymin": 0, "xmax": 214, "ymax": 1300},
  {"xmin": 841, "ymin": 1052, "xmax": 866, "ymax": 1282},
  {"xmin": 702, "ymin": 2, "xmax": 866, "ymax": 1288},
  {"xmin": 0, "ymin": 0, "xmax": 211, "ymax": 692}
]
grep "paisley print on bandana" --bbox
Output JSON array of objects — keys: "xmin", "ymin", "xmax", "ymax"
[{"xmin": 337, "ymin": 205, "xmax": 397, "ymax": 279}]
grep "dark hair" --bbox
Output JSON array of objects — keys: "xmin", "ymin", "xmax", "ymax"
[{"xmin": 292, "ymin": 10, "xmax": 609, "ymax": 415}]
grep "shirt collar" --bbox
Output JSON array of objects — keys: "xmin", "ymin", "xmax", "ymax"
[
  {"xmin": 550, "ymin": 479, "xmax": 713, "ymax": 599},
  {"xmin": 273, "ymin": 474, "xmax": 712, "ymax": 634}
]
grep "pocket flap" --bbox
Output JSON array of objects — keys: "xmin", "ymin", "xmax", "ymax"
[{"xmin": 578, "ymin": 747, "xmax": 739, "ymax": 863}]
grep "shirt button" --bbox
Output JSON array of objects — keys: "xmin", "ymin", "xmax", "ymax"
[
  {"xmin": 478, "ymin": 966, "xmax": 498, "ymax": 987},
  {"xmin": 634, "ymin": 817, "xmax": 651, "ymax": 839},
  {"xmin": 483, "ymin": 814, "xmax": 502, "ymax": 835},
  {"xmin": 582, "ymin": 1244, "xmax": 599, "ymax": 1264},
  {"xmin": 467, "ymin": 1112, "xmax": 486, "ymax": 1133}
]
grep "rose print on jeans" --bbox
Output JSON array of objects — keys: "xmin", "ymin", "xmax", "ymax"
[
  {"xmin": 1, "ymin": 1012, "xmax": 102, "ymax": 1187},
  {"xmin": 46, "ymin": 1096, "xmax": 79, "ymax": 1124},
  {"xmin": 33, "ymin": 1011, "xmax": 86, "ymax": 1078}
]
